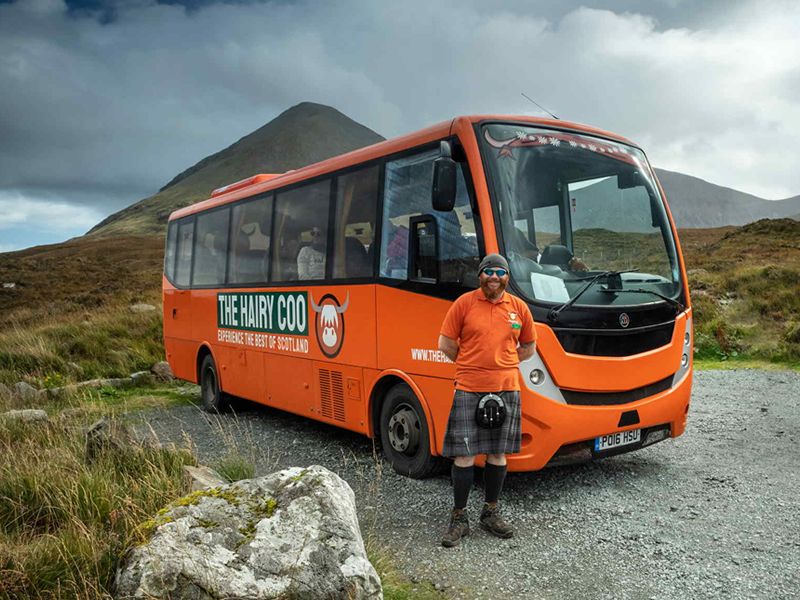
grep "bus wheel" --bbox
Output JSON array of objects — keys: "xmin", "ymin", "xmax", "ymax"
[
  {"xmin": 379, "ymin": 384, "xmax": 444, "ymax": 479},
  {"xmin": 200, "ymin": 355, "xmax": 229, "ymax": 413}
]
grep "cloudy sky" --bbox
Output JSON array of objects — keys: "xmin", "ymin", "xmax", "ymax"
[{"xmin": 1, "ymin": 0, "xmax": 799, "ymax": 251}]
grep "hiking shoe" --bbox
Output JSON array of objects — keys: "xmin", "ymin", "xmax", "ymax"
[
  {"xmin": 479, "ymin": 503, "xmax": 514, "ymax": 539},
  {"xmin": 441, "ymin": 509, "xmax": 470, "ymax": 547}
]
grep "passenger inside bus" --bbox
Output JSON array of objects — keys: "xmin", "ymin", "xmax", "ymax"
[{"xmin": 297, "ymin": 226, "xmax": 326, "ymax": 279}]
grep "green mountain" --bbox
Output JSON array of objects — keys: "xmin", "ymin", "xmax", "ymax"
[{"xmin": 88, "ymin": 102, "xmax": 385, "ymax": 237}]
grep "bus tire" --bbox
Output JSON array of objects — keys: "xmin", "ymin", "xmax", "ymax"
[
  {"xmin": 200, "ymin": 354, "xmax": 229, "ymax": 413},
  {"xmin": 379, "ymin": 383, "xmax": 445, "ymax": 479}
]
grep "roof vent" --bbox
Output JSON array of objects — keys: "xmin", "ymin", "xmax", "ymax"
[{"xmin": 210, "ymin": 174, "xmax": 281, "ymax": 198}]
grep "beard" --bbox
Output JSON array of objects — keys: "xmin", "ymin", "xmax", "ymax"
[{"xmin": 480, "ymin": 277, "xmax": 507, "ymax": 300}]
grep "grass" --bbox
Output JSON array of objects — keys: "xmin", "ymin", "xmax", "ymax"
[
  {"xmin": 0, "ymin": 410, "xmax": 196, "ymax": 599},
  {"xmin": 0, "ymin": 300, "xmax": 164, "ymax": 388},
  {"xmin": 681, "ymin": 219, "xmax": 800, "ymax": 365}
]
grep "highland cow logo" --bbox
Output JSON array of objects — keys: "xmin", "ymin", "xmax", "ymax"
[{"xmin": 310, "ymin": 292, "xmax": 350, "ymax": 358}]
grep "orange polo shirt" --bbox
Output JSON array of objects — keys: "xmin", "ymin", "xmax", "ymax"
[{"xmin": 440, "ymin": 288, "xmax": 536, "ymax": 392}]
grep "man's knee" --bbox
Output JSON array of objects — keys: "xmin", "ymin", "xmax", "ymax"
[
  {"xmin": 453, "ymin": 456, "xmax": 475, "ymax": 468},
  {"xmin": 486, "ymin": 454, "xmax": 507, "ymax": 466}
]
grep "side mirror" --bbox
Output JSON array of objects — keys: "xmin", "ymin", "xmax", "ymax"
[{"xmin": 432, "ymin": 141, "xmax": 457, "ymax": 212}]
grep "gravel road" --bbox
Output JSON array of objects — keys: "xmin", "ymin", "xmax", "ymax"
[{"xmin": 136, "ymin": 370, "xmax": 799, "ymax": 599}]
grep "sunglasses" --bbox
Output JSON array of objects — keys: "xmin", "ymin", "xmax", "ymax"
[
  {"xmin": 311, "ymin": 230, "xmax": 322, "ymax": 237},
  {"xmin": 482, "ymin": 267, "xmax": 508, "ymax": 277}
]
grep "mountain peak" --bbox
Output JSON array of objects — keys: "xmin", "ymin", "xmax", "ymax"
[{"xmin": 89, "ymin": 102, "xmax": 384, "ymax": 236}]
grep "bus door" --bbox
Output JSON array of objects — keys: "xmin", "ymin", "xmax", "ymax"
[{"xmin": 165, "ymin": 218, "xmax": 196, "ymax": 380}]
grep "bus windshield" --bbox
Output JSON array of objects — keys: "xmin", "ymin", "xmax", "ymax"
[{"xmin": 481, "ymin": 123, "xmax": 682, "ymax": 309}]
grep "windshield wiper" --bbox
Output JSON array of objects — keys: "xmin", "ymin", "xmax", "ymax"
[
  {"xmin": 600, "ymin": 288, "xmax": 685, "ymax": 313},
  {"xmin": 547, "ymin": 270, "xmax": 636, "ymax": 323}
]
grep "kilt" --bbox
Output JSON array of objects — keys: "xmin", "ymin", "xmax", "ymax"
[{"xmin": 441, "ymin": 390, "xmax": 522, "ymax": 457}]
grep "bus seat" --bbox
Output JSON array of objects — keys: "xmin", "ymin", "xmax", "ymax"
[
  {"xmin": 540, "ymin": 244, "xmax": 573, "ymax": 270},
  {"xmin": 345, "ymin": 236, "xmax": 370, "ymax": 277}
]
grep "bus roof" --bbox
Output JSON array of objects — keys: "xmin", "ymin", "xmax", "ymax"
[{"xmin": 169, "ymin": 114, "xmax": 638, "ymax": 222}]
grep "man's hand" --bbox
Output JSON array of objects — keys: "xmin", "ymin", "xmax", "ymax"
[
  {"xmin": 438, "ymin": 335, "xmax": 459, "ymax": 363},
  {"xmin": 517, "ymin": 341, "xmax": 536, "ymax": 362}
]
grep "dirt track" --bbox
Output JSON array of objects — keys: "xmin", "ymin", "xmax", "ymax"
[{"xmin": 138, "ymin": 369, "xmax": 800, "ymax": 599}]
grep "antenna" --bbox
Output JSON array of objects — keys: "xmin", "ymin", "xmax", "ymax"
[{"xmin": 521, "ymin": 93, "xmax": 559, "ymax": 120}]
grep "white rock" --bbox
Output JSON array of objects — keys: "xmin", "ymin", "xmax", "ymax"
[
  {"xmin": 13, "ymin": 381, "xmax": 40, "ymax": 402},
  {"xmin": 131, "ymin": 371, "xmax": 154, "ymax": 386},
  {"xmin": 1, "ymin": 409, "xmax": 48, "ymax": 423},
  {"xmin": 130, "ymin": 303, "xmax": 156, "ymax": 313},
  {"xmin": 115, "ymin": 465, "xmax": 382, "ymax": 599}
]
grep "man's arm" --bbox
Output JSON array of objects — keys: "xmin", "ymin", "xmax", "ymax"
[
  {"xmin": 438, "ymin": 334, "xmax": 459, "ymax": 363},
  {"xmin": 297, "ymin": 247, "xmax": 309, "ymax": 279},
  {"xmin": 517, "ymin": 340, "xmax": 536, "ymax": 362}
]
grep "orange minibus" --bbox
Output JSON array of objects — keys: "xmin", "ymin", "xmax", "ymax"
[{"xmin": 163, "ymin": 115, "xmax": 692, "ymax": 478}]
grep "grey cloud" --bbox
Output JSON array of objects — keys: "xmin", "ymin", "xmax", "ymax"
[{"xmin": 0, "ymin": 0, "xmax": 799, "ymax": 239}]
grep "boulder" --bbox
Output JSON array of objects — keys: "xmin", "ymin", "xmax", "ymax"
[
  {"xmin": 131, "ymin": 371, "xmax": 155, "ymax": 386},
  {"xmin": 1, "ymin": 409, "xmax": 49, "ymax": 423},
  {"xmin": 130, "ymin": 303, "xmax": 157, "ymax": 313},
  {"xmin": 151, "ymin": 361, "xmax": 174, "ymax": 381},
  {"xmin": 115, "ymin": 465, "xmax": 382, "ymax": 600},
  {"xmin": 13, "ymin": 381, "xmax": 40, "ymax": 403},
  {"xmin": 85, "ymin": 417, "xmax": 135, "ymax": 464},
  {"xmin": 183, "ymin": 465, "xmax": 227, "ymax": 492}
]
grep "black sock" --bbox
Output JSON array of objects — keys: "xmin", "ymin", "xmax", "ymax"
[
  {"xmin": 451, "ymin": 464, "xmax": 473, "ymax": 510},
  {"xmin": 484, "ymin": 462, "xmax": 507, "ymax": 505}
]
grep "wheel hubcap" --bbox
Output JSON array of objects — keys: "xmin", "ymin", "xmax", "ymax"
[{"xmin": 388, "ymin": 405, "xmax": 420, "ymax": 454}]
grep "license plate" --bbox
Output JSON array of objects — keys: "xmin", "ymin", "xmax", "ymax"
[{"xmin": 594, "ymin": 429, "xmax": 641, "ymax": 452}]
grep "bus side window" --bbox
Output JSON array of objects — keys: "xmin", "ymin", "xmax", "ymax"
[
  {"xmin": 380, "ymin": 147, "xmax": 478, "ymax": 287},
  {"xmin": 272, "ymin": 179, "xmax": 331, "ymax": 282},
  {"xmin": 175, "ymin": 219, "xmax": 194, "ymax": 288},
  {"xmin": 192, "ymin": 208, "xmax": 230, "ymax": 286},
  {"xmin": 229, "ymin": 195, "xmax": 272, "ymax": 285},
  {"xmin": 333, "ymin": 165, "xmax": 379, "ymax": 279},
  {"xmin": 164, "ymin": 222, "xmax": 178, "ymax": 282},
  {"xmin": 380, "ymin": 150, "xmax": 436, "ymax": 279}
]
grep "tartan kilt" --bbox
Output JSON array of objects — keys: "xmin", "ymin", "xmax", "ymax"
[{"xmin": 441, "ymin": 390, "xmax": 522, "ymax": 457}]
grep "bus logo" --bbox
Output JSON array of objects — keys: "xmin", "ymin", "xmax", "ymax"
[
  {"xmin": 619, "ymin": 313, "xmax": 630, "ymax": 328},
  {"xmin": 311, "ymin": 292, "xmax": 350, "ymax": 358}
]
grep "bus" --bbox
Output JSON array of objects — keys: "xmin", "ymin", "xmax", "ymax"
[{"xmin": 162, "ymin": 114, "xmax": 692, "ymax": 478}]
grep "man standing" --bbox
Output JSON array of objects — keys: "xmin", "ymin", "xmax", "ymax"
[{"xmin": 437, "ymin": 253, "xmax": 536, "ymax": 547}]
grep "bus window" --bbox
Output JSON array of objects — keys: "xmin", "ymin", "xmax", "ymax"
[
  {"xmin": 192, "ymin": 208, "xmax": 230, "ymax": 286},
  {"xmin": 272, "ymin": 179, "xmax": 331, "ymax": 282},
  {"xmin": 332, "ymin": 165, "xmax": 379, "ymax": 279},
  {"xmin": 175, "ymin": 219, "xmax": 194, "ymax": 288},
  {"xmin": 229, "ymin": 196, "xmax": 272, "ymax": 285},
  {"xmin": 164, "ymin": 222, "xmax": 177, "ymax": 282},
  {"xmin": 380, "ymin": 148, "xmax": 478, "ymax": 285},
  {"xmin": 532, "ymin": 204, "xmax": 561, "ymax": 250}
]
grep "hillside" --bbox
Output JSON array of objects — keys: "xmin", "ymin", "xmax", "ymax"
[
  {"xmin": 88, "ymin": 102, "xmax": 385, "ymax": 237},
  {"xmin": 654, "ymin": 168, "xmax": 800, "ymax": 228}
]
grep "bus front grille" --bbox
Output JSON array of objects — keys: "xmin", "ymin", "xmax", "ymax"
[
  {"xmin": 319, "ymin": 369, "xmax": 346, "ymax": 422},
  {"xmin": 560, "ymin": 375, "xmax": 674, "ymax": 406},
  {"xmin": 554, "ymin": 321, "xmax": 674, "ymax": 357}
]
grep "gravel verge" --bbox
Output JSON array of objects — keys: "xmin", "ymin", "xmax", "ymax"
[{"xmin": 134, "ymin": 370, "xmax": 799, "ymax": 599}]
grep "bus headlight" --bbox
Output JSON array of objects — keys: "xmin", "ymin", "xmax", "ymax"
[
  {"xmin": 529, "ymin": 369, "xmax": 545, "ymax": 385},
  {"xmin": 681, "ymin": 354, "xmax": 688, "ymax": 367},
  {"xmin": 684, "ymin": 332, "xmax": 690, "ymax": 345}
]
